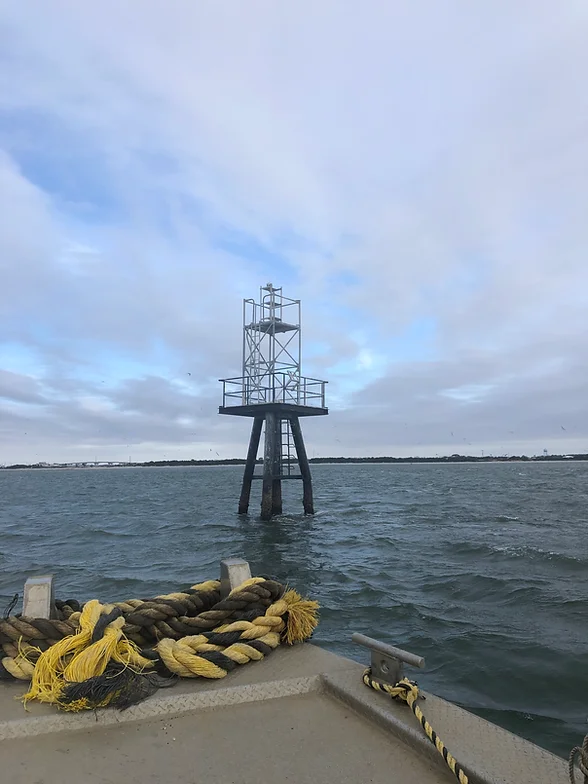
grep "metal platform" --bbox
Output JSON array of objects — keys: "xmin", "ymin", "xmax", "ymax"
[
  {"xmin": 219, "ymin": 402, "xmax": 328, "ymax": 418},
  {"xmin": 248, "ymin": 318, "xmax": 298, "ymax": 334}
]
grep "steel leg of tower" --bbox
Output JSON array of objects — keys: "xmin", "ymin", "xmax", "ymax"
[
  {"xmin": 238, "ymin": 417, "xmax": 263, "ymax": 515},
  {"xmin": 271, "ymin": 415, "xmax": 283, "ymax": 516},
  {"xmin": 261, "ymin": 412, "xmax": 277, "ymax": 520},
  {"xmin": 290, "ymin": 416, "xmax": 314, "ymax": 515}
]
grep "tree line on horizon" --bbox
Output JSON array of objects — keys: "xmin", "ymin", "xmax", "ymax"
[{"xmin": 2, "ymin": 453, "xmax": 587, "ymax": 469}]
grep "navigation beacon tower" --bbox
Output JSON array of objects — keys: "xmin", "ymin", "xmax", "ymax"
[{"xmin": 219, "ymin": 283, "xmax": 328, "ymax": 520}]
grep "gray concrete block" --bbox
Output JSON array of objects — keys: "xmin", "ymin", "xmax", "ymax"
[
  {"xmin": 220, "ymin": 558, "xmax": 252, "ymax": 597},
  {"xmin": 22, "ymin": 575, "xmax": 55, "ymax": 619}
]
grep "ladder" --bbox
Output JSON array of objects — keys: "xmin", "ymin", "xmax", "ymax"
[{"xmin": 280, "ymin": 419, "xmax": 298, "ymax": 477}]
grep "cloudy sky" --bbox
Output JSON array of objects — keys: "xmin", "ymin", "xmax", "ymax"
[{"xmin": 1, "ymin": 1, "xmax": 587, "ymax": 464}]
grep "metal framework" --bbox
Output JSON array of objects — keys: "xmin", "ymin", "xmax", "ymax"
[
  {"xmin": 219, "ymin": 283, "xmax": 328, "ymax": 519},
  {"xmin": 243, "ymin": 284, "xmax": 300, "ymax": 403}
]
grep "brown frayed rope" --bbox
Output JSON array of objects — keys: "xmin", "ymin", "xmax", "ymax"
[{"xmin": 0, "ymin": 579, "xmax": 289, "ymax": 680}]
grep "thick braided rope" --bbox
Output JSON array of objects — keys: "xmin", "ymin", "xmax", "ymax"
[
  {"xmin": 0, "ymin": 580, "xmax": 221, "ymax": 652},
  {"xmin": 569, "ymin": 733, "xmax": 588, "ymax": 784},
  {"xmin": 0, "ymin": 578, "xmax": 287, "ymax": 680},
  {"xmin": 15, "ymin": 585, "xmax": 316, "ymax": 712},
  {"xmin": 52, "ymin": 579, "xmax": 221, "ymax": 622},
  {"xmin": 363, "ymin": 668, "xmax": 469, "ymax": 784},
  {"xmin": 157, "ymin": 597, "xmax": 288, "ymax": 678},
  {"xmin": 118, "ymin": 579, "xmax": 283, "ymax": 644},
  {"xmin": 0, "ymin": 578, "xmax": 276, "ymax": 649}
]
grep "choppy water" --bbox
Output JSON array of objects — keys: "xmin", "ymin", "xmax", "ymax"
[{"xmin": 1, "ymin": 462, "xmax": 586, "ymax": 757}]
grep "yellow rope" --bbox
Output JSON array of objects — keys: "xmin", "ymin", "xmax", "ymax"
[
  {"xmin": 363, "ymin": 669, "xmax": 469, "ymax": 784},
  {"xmin": 158, "ymin": 630, "xmax": 282, "ymax": 678},
  {"xmin": 156, "ymin": 588, "xmax": 318, "ymax": 678},
  {"xmin": 12, "ymin": 579, "xmax": 319, "ymax": 710},
  {"xmin": 569, "ymin": 733, "xmax": 588, "ymax": 784},
  {"xmin": 22, "ymin": 601, "xmax": 152, "ymax": 709}
]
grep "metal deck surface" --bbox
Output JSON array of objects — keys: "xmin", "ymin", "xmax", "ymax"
[{"xmin": 0, "ymin": 644, "xmax": 569, "ymax": 784}]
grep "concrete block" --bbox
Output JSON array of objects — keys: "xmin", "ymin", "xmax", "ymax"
[
  {"xmin": 22, "ymin": 576, "xmax": 55, "ymax": 619},
  {"xmin": 220, "ymin": 559, "xmax": 251, "ymax": 597}
]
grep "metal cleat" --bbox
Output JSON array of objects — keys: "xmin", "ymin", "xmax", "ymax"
[{"xmin": 352, "ymin": 632, "xmax": 425, "ymax": 686}]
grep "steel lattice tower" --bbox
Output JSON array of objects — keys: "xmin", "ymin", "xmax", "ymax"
[{"xmin": 219, "ymin": 283, "xmax": 328, "ymax": 519}]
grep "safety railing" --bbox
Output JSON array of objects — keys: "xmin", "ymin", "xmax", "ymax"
[{"xmin": 220, "ymin": 373, "xmax": 327, "ymax": 408}]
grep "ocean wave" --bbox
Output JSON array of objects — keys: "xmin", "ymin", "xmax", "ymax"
[
  {"xmin": 450, "ymin": 540, "xmax": 586, "ymax": 567},
  {"xmin": 417, "ymin": 574, "xmax": 546, "ymax": 605}
]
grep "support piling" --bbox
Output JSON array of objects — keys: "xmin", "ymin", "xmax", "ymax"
[
  {"xmin": 271, "ymin": 415, "xmax": 283, "ymax": 515},
  {"xmin": 238, "ymin": 417, "xmax": 263, "ymax": 514},
  {"xmin": 290, "ymin": 416, "xmax": 314, "ymax": 515},
  {"xmin": 261, "ymin": 413, "xmax": 277, "ymax": 521}
]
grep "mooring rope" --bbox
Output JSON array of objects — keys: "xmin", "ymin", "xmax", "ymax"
[
  {"xmin": 0, "ymin": 577, "xmax": 319, "ymax": 710},
  {"xmin": 569, "ymin": 733, "xmax": 588, "ymax": 784},
  {"xmin": 0, "ymin": 579, "xmax": 225, "ymax": 663},
  {"xmin": 3, "ymin": 594, "xmax": 18, "ymax": 620},
  {"xmin": 363, "ymin": 667, "xmax": 469, "ymax": 784},
  {"xmin": 157, "ymin": 588, "xmax": 315, "ymax": 678},
  {"xmin": 0, "ymin": 577, "xmax": 285, "ymax": 659}
]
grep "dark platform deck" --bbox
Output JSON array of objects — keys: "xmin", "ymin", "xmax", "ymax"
[{"xmin": 219, "ymin": 403, "xmax": 329, "ymax": 418}]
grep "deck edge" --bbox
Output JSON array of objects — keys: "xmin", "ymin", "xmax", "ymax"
[{"xmin": 0, "ymin": 675, "xmax": 321, "ymax": 741}]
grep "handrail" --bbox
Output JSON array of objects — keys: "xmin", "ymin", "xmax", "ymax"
[{"xmin": 220, "ymin": 374, "xmax": 327, "ymax": 408}]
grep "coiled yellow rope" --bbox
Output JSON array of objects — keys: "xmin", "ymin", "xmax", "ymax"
[
  {"xmin": 10, "ymin": 578, "xmax": 318, "ymax": 711},
  {"xmin": 363, "ymin": 668, "xmax": 469, "ymax": 784}
]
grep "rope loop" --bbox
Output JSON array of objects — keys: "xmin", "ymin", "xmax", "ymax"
[
  {"xmin": 569, "ymin": 734, "xmax": 588, "ymax": 784},
  {"xmin": 363, "ymin": 667, "xmax": 469, "ymax": 784}
]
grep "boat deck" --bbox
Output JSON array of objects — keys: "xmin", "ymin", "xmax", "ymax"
[{"xmin": 0, "ymin": 644, "xmax": 569, "ymax": 784}]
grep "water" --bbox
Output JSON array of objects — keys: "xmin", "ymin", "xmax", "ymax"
[{"xmin": 1, "ymin": 462, "xmax": 586, "ymax": 757}]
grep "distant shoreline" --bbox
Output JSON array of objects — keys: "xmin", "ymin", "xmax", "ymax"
[{"xmin": 2, "ymin": 454, "xmax": 587, "ymax": 470}]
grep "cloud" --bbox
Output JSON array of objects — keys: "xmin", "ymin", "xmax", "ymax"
[
  {"xmin": 0, "ymin": 369, "xmax": 46, "ymax": 405},
  {"xmin": 0, "ymin": 2, "xmax": 587, "ymax": 462}
]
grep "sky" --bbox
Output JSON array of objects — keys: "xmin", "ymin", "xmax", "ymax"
[{"xmin": 1, "ymin": 1, "xmax": 587, "ymax": 464}]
